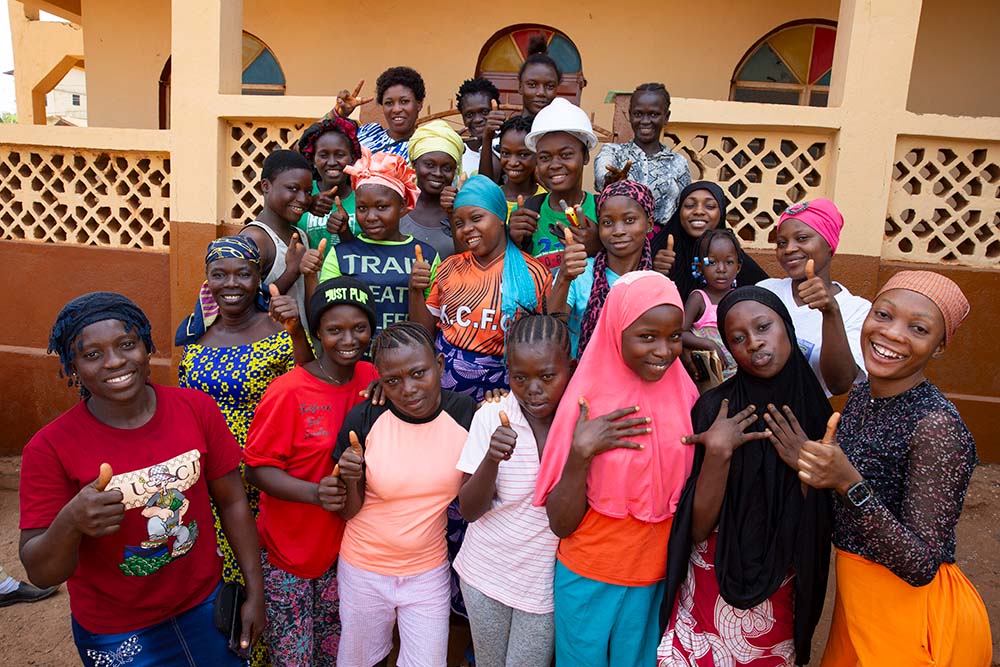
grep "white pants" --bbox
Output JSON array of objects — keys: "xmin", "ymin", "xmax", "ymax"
[{"xmin": 336, "ymin": 558, "xmax": 450, "ymax": 667}]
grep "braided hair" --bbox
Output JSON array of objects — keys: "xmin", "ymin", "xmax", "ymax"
[
  {"xmin": 692, "ymin": 228, "xmax": 744, "ymax": 282},
  {"xmin": 632, "ymin": 82, "xmax": 671, "ymax": 110},
  {"xmin": 506, "ymin": 313, "xmax": 571, "ymax": 361},
  {"xmin": 370, "ymin": 322, "xmax": 435, "ymax": 367},
  {"xmin": 48, "ymin": 292, "xmax": 154, "ymax": 398}
]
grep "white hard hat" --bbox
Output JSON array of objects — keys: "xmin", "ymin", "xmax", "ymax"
[{"xmin": 524, "ymin": 97, "xmax": 599, "ymax": 152}]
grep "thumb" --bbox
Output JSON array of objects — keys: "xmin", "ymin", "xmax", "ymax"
[
  {"xmin": 322, "ymin": 185, "xmax": 338, "ymax": 198},
  {"xmin": 805, "ymin": 258, "xmax": 816, "ymax": 280},
  {"xmin": 491, "ymin": 99, "xmax": 499, "ymax": 111},
  {"xmin": 291, "ymin": 232, "xmax": 301, "ymax": 249},
  {"xmin": 331, "ymin": 463, "xmax": 340, "ymax": 478},
  {"xmin": 268, "ymin": 283, "xmax": 281, "ymax": 298},
  {"xmin": 317, "ymin": 237, "xmax": 328, "ymax": 255},
  {"xmin": 499, "ymin": 411, "xmax": 510, "ymax": 428},
  {"xmin": 415, "ymin": 244, "xmax": 424, "ymax": 263},
  {"xmin": 822, "ymin": 412, "xmax": 841, "ymax": 444},
  {"xmin": 334, "ymin": 195, "xmax": 343, "ymax": 209},
  {"xmin": 667, "ymin": 234, "xmax": 674, "ymax": 253},
  {"xmin": 577, "ymin": 396, "xmax": 590, "ymax": 422},
  {"xmin": 349, "ymin": 430, "xmax": 363, "ymax": 454},
  {"xmin": 94, "ymin": 462, "xmax": 113, "ymax": 492},
  {"xmin": 517, "ymin": 194, "xmax": 524, "ymax": 208}
]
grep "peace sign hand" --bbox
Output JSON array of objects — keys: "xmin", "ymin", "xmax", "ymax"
[
  {"xmin": 681, "ymin": 399, "xmax": 771, "ymax": 458},
  {"xmin": 334, "ymin": 80, "xmax": 374, "ymax": 118},
  {"xmin": 604, "ymin": 159, "xmax": 633, "ymax": 186},
  {"xmin": 570, "ymin": 397, "xmax": 651, "ymax": 462}
]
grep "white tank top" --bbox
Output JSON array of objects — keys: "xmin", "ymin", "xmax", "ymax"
[{"xmin": 245, "ymin": 221, "xmax": 309, "ymax": 325}]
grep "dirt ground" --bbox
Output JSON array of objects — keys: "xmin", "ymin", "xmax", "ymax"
[{"xmin": 0, "ymin": 456, "xmax": 996, "ymax": 666}]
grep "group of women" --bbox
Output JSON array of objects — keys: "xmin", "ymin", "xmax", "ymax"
[{"xmin": 17, "ymin": 47, "xmax": 992, "ymax": 667}]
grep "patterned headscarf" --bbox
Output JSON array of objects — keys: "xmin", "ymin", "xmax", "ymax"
[
  {"xmin": 345, "ymin": 148, "xmax": 420, "ymax": 211},
  {"xmin": 174, "ymin": 236, "xmax": 269, "ymax": 346},
  {"xmin": 578, "ymin": 180, "xmax": 655, "ymax": 355},
  {"xmin": 298, "ymin": 116, "xmax": 362, "ymax": 163},
  {"xmin": 876, "ymin": 270, "xmax": 970, "ymax": 342}
]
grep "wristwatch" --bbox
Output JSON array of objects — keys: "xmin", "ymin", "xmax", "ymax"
[{"xmin": 845, "ymin": 480, "xmax": 873, "ymax": 508}]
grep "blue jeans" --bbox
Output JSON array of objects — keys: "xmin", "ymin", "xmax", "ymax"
[{"xmin": 72, "ymin": 586, "xmax": 243, "ymax": 667}]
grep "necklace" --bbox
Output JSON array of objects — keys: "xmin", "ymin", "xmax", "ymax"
[{"xmin": 315, "ymin": 357, "xmax": 347, "ymax": 385}]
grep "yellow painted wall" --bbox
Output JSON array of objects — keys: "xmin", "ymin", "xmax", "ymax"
[{"xmin": 908, "ymin": 0, "xmax": 1000, "ymax": 117}]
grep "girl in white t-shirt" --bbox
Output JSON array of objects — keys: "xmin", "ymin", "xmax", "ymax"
[
  {"xmin": 757, "ymin": 198, "xmax": 871, "ymax": 397},
  {"xmin": 454, "ymin": 314, "xmax": 573, "ymax": 667}
]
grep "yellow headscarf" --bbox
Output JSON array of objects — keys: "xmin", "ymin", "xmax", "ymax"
[{"xmin": 408, "ymin": 120, "xmax": 465, "ymax": 179}]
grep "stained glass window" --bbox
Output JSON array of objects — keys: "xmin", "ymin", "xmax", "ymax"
[
  {"xmin": 242, "ymin": 32, "xmax": 285, "ymax": 96},
  {"xmin": 731, "ymin": 22, "xmax": 836, "ymax": 107}
]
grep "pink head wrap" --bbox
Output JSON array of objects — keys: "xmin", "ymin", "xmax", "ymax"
[
  {"xmin": 777, "ymin": 198, "xmax": 844, "ymax": 254},
  {"xmin": 533, "ymin": 271, "xmax": 699, "ymax": 523},
  {"xmin": 345, "ymin": 148, "xmax": 420, "ymax": 211},
  {"xmin": 876, "ymin": 270, "xmax": 970, "ymax": 342}
]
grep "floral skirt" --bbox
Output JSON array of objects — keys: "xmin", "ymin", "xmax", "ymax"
[{"xmin": 436, "ymin": 333, "xmax": 508, "ymax": 405}]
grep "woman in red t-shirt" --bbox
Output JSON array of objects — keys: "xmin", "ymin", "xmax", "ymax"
[{"xmin": 19, "ymin": 292, "xmax": 265, "ymax": 666}]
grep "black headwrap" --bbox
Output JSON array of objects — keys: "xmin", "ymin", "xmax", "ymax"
[
  {"xmin": 661, "ymin": 286, "xmax": 832, "ymax": 665},
  {"xmin": 49, "ymin": 292, "xmax": 154, "ymax": 397},
  {"xmin": 651, "ymin": 181, "xmax": 770, "ymax": 301}
]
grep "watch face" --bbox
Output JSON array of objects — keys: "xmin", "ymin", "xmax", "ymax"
[{"xmin": 847, "ymin": 482, "xmax": 872, "ymax": 507}]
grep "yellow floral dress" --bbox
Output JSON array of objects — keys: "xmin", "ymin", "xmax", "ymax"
[{"xmin": 179, "ymin": 330, "xmax": 294, "ymax": 667}]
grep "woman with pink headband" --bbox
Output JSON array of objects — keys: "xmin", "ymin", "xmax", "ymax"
[{"xmin": 758, "ymin": 199, "xmax": 870, "ymax": 396}]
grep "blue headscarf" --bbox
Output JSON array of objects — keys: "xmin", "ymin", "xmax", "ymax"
[
  {"xmin": 174, "ymin": 236, "xmax": 270, "ymax": 346},
  {"xmin": 454, "ymin": 175, "xmax": 539, "ymax": 324}
]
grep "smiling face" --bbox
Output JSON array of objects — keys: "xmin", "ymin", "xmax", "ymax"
[
  {"xmin": 381, "ymin": 84, "xmax": 422, "ymax": 139},
  {"xmin": 620, "ymin": 304, "xmax": 684, "ymax": 382},
  {"xmin": 71, "ymin": 319, "xmax": 151, "ymax": 404},
  {"xmin": 313, "ymin": 131, "xmax": 354, "ymax": 190},
  {"xmin": 598, "ymin": 196, "xmax": 651, "ymax": 261},
  {"xmin": 700, "ymin": 235, "xmax": 741, "ymax": 292},
  {"xmin": 723, "ymin": 300, "xmax": 792, "ymax": 379},
  {"xmin": 629, "ymin": 91, "xmax": 669, "ymax": 147},
  {"xmin": 518, "ymin": 63, "xmax": 559, "ymax": 115},
  {"xmin": 460, "ymin": 92, "xmax": 492, "ymax": 141},
  {"xmin": 376, "ymin": 343, "xmax": 444, "ymax": 420},
  {"xmin": 508, "ymin": 341, "xmax": 573, "ymax": 421},
  {"xmin": 413, "ymin": 151, "xmax": 457, "ymax": 196},
  {"xmin": 499, "ymin": 130, "xmax": 536, "ymax": 186},
  {"xmin": 534, "ymin": 132, "xmax": 587, "ymax": 196},
  {"xmin": 316, "ymin": 304, "xmax": 372, "ymax": 369},
  {"xmin": 262, "ymin": 168, "xmax": 313, "ymax": 223},
  {"xmin": 679, "ymin": 188, "xmax": 722, "ymax": 238},
  {"xmin": 206, "ymin": 257, "xmax": 259, "ymax": 318},
  {"xmin": 862, "ymin": 289, "xmax": 946, "ymax": 396},
  {"xmin": 453, "ymin": 206, "xmax": 506, "ymax": 263},
  {"xmin": 775, "ymin": 218, "xmax": 831, "ymax": 280},
  {"xmin": 355, "ymin": 184, "xmax": 404, "ymax": 241}
]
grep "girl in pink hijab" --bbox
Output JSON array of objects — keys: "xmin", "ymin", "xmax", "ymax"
[{"xmin": 534, "ymin": 270, "xmax": 699, "ymax": 666}]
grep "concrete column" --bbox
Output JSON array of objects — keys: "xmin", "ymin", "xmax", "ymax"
[{"xmin": 827, "ymin": 0, "xmax": 924, "ymax": 257}]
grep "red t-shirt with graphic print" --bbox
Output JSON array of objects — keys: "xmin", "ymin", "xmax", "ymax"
[{"xmin": 19, "ymin": 384, "xmax": 241, "ymax": 634}]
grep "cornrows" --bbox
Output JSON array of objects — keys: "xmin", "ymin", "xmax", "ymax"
[
  {"xmin": 506, "ymin": 312, "xmax": 571, "ymax": 361},
  {"xmin": 370, "ymin": 322, "xmax": 435, "ymax": 366},
  {"xmin": 632, "ymin": 82, "xmax": 671, "ymax": 109}
]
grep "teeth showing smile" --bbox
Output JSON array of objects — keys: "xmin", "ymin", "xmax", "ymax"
[
  {"xmin": 338, "ymin": 349, "xmax": 360, "ymax": 358},
  {"xmin": 220, "ymin": 295, "xmax": 241, "ymax": 303},
  {"xmin": 106, "ymin": 371, "xmax": 135, "ymax": 385},
  {"xmin": 871, "ymin": 341, "xmax": 904, "ymax": 360}
]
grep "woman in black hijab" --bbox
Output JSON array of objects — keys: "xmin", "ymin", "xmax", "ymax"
[
  {"xmin": 651, "ymin": 181, "xmax": 769, "ymax": 302},
  {"xmin": 657, "ymin": 286, "xmax": 832, "ymax": 667}
]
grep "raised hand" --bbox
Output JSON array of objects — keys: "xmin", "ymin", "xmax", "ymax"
[
  {"xmin": 284, "ymin": 232, "xmax": 307, "ymax": 275},
  {"xmin": 299, "ymin": 237, "xmax": 327, "ymax": 277},
  {"xmin": 326, "ymin": 196, "xmax": 351, "ymax": 236},
  {"xmin": 797, "ymin": 413, "xmax": 861, "ymax": 492},
  {"xmin": 653, "ymin": 234, "xmax": 675, "ymax": 275},
  {"xmin": 311, "ymin": 185, "xmax": 337, "ymax": 218},
  {"xmin": 681, "ymin": 399, "xmax": 771, "ymax": 457},
  {"xmin": 558, "ymin": 224, "xmax": 588, "ymax": 281},
  {"xmin": 69, "ymin": 463, "xmax": 125, "ymax": 538},
  {"xmin": 764, "ymin": 404, "xmax": 810, "ymax": 469},
  {"xmin": 334, "ymin": 80, "xmax": 374, "ymax": 118},
  {"xmin": 487, "ymin": 411, "xmax": 517, "ymax": 462},
  {"xmin": 268, "ymin": 283, "xmax": 300, "ymax": 332},
  {"xmin": 797, "ymin": 258, "xmax": 836, "ymax": 314},
  {"xmin": 570, "ymin": 397, "xmax": 651, "ymax": 461},
  {"xmin": 410, "ymin": 245, "xmax": 432, "ymax": 291},
  {"xmin": 509, "ymin": 195, "xmax": 540, "ymax": 245},
  {"xmin": 337, "ymin": 431, "xmax": 365, "ymax": 482},
  {"xmin": 603, "ymin": 159, "xmax": 633, "ymax": 186},
  {"xmin": 441, "ymin": 173, "xmax": 468, "ymax": 213},
  {"xmin": 482, "ymin": 99, "xmax": 506, "ymax": 141}
]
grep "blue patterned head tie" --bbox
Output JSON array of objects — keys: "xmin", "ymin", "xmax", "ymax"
[{"xmin": 205, "ymin": 235, "xmax": 261, "ymax": 266}]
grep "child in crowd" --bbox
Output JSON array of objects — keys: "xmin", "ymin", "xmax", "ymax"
[
  {"xmin": 296, "ymin": 117, "xmax": 362, "ymax": 257},
  {"xmin": 400, "ymin": 119, "xmax": 466, "ymax": 259},
  {"xmin": 498, "ymin": 115, "xmax": 545, "ymax": 218},
  {"xmin": 316, "ymin": 148, "xmax": 439, "ymax": 338},
  {"xmin": 455, "ymin": 314, "xmax": 573, "ymax": 667},
  {"xmin": 244, "ymin": 277, "xmax": 379, "ymax": 666},
  {"xmin": 510, "ymin": 98, "xmax": 602, "ymax": 270},
  {"xmin": 535, "ymin": 271, "xmax": 699, "ymax": 666},
  {"xmin": 456, "ymin": 77, "xmax": 502, "ymax": 177},
  {"xmin": 594, "ymin": 83, "xmax": 691, "ymax": 230},
  {"xmin": 241, "ymin": 150, "xmax": 313, "ymax": 324},
  {"xmin": 681, "ymin": 228, "xmax": 745, "ymax": 381},
  {"xmin": 333, "ymin": 323, "xmax": 476, "ymax": 666},
  {"xmin": 409, "ymin": 175, "xmax": 552, "ymax": 403},
  {"xmin": 549, "ymin": 180, "xmax": 658, "ymax": 357}
]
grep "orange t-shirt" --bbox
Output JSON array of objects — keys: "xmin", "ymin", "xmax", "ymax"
[
  {"xmin": 557, "ymin": 508, "xmax": 672, "ymax": 587},
  {"xmin": 426, "ymin": 250, "xmax": 552, "ymax": 356}
]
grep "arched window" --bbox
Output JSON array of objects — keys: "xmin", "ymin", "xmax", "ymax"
[
  {"xmin": 241, "ymin": 32, "xmax": 285, "ymax": 96},
  {"xmin": 730, "ymin": 21, "xmax": 836, "ymax": 107},
  {"xmin": 476, "ymin": 25, "xmax": 585, "ymax": 105}
]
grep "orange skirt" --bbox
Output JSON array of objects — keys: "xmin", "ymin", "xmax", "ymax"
[{"xmin": 822, "ymin": 548, "xmax": 991, "ymax": 667}]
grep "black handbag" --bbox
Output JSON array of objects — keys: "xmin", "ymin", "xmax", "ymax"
[{"xmin": 213, "ymin": 581, "xmax": 247, "ymax": 656}]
